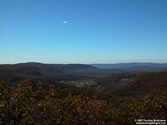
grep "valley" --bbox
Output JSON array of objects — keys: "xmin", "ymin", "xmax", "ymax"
[{"xmin": 0, "ymin": 62, "xmax": 167, "ymax": 125}]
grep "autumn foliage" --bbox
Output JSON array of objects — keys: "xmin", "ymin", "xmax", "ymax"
[{"xmin": 0, "ymin": 80, "xmax": 167, "ymax": 125}]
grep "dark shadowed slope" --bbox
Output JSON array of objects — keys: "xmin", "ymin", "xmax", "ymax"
[
  {"xmin": 94, "ymin": 71, "xmax": 167, "ymax": 96},
  {"xmin": 113, "ymin": 72, "xmax": 167, "ymax": 96}
]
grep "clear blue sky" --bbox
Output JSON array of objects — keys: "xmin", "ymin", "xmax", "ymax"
[{"xmin": 0, "ymin": 0, "xmax": 167, "ymax": 64}]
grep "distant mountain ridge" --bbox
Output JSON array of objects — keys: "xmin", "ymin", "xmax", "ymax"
[
  {"xmin": 1, "ymin": 62, "xmax": 167, "ymax": 83},
  {"xmin": 91, "ymin": 63, "xmax": 167, "ymax": 72}
]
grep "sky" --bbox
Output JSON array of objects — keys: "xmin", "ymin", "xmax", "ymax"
[{"xmin": 0, "ymin": 0, "xmax": 167, "ymax": 64}]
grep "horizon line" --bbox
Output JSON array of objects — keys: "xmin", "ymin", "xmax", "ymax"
[{"xmin": 0, "ymin": 61, "xmax": 167, "ymax": 65}]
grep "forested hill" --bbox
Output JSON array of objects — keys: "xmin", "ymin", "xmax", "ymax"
[
  {"xmin": 114, "ymin": 72, "xmax": 167, "ymax": 96},
  {"xmin": 0, "ymin": 62, "xmax": 100, "ymax": 82}
]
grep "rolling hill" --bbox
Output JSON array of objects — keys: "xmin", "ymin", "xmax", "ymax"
[
  {"xmin": 0, "ymin": 62, "xmax": 100, "ymax": 82},
  {"xmin": 113, "ymin": 72, "xmax": 167, "ymax": 96}
]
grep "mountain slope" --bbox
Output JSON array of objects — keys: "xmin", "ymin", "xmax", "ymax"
[
  {"xmin": 0, "ymin": 62, "xmax": 100, "ymax": 82},
  {"xmin": 113, "ymin": 72, "xmax": 167, "ymax": 96}
]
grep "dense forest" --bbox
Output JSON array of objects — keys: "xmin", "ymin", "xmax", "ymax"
[{"xmin": 0, "ymin": 72, "xmax": 167, "ymax": 125}]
